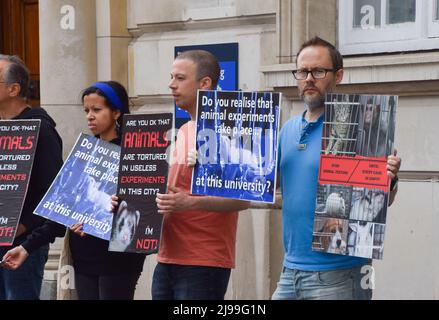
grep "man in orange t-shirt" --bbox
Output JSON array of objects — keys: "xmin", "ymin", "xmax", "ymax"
[{"xmin": 154, "ymin": 50, "xmax": 250, "ymax": 300}]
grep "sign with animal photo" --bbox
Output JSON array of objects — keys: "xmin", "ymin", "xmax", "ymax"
[
  {"xmin": 312, "ymin": 93, "xmax": 397, "ymax": 259},
  {"xmin": 109, "ymin": 113, "xmax": 172, "ymax": 254},
  {"xmin": 0, "ymin": 120, "xmax": 40, "ymax": 246},
  {"xmin": 191, "ymin": 90, "xmax": 281, "ymax": 203},
  {"xmin": 34, "ymin": 133, "xmax": 120, "ymax": 240}
]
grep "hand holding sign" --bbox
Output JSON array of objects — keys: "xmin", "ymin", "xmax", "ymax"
[
  {"xmin": 387, "ymin": 149, "xmax": 401, "ymax": 181},
  {"xmin": 187, "ymin": 149, "xmax": 197, "ymax": 167},
  {"xmin": 156, "ymin": 186, "xmax": 194, "ymax": 214}
]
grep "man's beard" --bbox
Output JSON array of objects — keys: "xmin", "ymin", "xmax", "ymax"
[{"xmin": 301, "ymin": 90, "xmax": 325, "ymax": 110}]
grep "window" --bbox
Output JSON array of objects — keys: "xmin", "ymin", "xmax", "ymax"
[
  {"xmin": 339, "ymin": 0, "xmax": 439, "ymax": 54},
  {"xmin": 353, "ymin": 0, "xmax": 381, "ymax": 28},
  {"xmin": 428, "ymin": 0, "xmax": 439, "ymax": 37},
  {"xmin": 386, "ymin": 0, "xmax": 415, "ymax": 24}
]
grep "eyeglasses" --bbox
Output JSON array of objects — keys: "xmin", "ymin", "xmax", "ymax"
[{"xmin": 292, "ymin": 68, "xmax": 337, "ymax": 80}]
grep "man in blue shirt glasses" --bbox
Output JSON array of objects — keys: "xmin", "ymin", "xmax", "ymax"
[{"xmin": 272, "ymin": 37, "xmax": 401, "ymax": 300}]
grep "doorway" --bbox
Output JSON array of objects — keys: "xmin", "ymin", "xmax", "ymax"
[{"xmin": 0, "ymin": 0, "xmax": 40, "ymax": 107}]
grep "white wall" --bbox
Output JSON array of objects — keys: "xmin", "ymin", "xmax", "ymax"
[
  {"xmin": 373, "ymin": 180, "xmax": 439, "ymax": 299},
  {"xmin": 127, "ymin": 0, "xmax": 276, "ymax": 27}
]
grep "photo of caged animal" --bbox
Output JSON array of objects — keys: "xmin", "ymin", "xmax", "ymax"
[
  {"xmin": 109, "ymin": 200, "xmax": 140, "ymax": 252},
  {"xmin": 324, "ymin": 94, "xmax": 359, "ymax": 156},
  {"xmin": 315, "ymin": 185, "xmax": 352, "ymax": 219},
  {"xmin": 325, "ymin": 192, "xmax": 346, "ymax": 217},
  {"xmin": 313, "ymin": 218, "xmax": 348, "ymax": 255},
  {"xmin": 347, "ymin": 221, "xmax": 374, "ymax": 258},
  {"xmin": 350, "ymin": 189, "xmax": 387, "ymax": 223}
]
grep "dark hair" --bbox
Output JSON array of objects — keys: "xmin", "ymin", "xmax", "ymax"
[
  {"xmin": 176, "ymin": 50, "xmax": 220, "ymax": 89},
  {"xmin": 0, "ymin": 54, "xmax": 30, "ymax": 98},
  {"xmin": 296, "ymin": 36, "xmax": 343, "ymax": 71},
  {"xmin": 81, "ymin": 81, "xmax": 130, "ymax": 129}
]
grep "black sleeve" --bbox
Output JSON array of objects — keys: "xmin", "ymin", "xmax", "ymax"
[
  {"xmin": 19, "ymin": 119, "xmax": 63, "ymax": 232},
  {"xmin": 21, "ymin": 220, "xmax": 66, "ymax": 254}
]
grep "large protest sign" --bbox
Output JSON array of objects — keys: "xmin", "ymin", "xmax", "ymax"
[
  {"xmin": 0, "ymin": 120, "xmax": 40, "ymax": 245},
  {"xmin": 109, "ymin": 113, "xmax": 172, "ymax": 254},
  {"xmin": 312, "ymin": 93, "xmax": 397, "ymax": 259},
  {"xmin": 34, "ymin": 134, "xmax": 119, "ymax": 240},
  {"xmin": 191, "ymin": 90, "xmax": 281, "ymax": 203}
]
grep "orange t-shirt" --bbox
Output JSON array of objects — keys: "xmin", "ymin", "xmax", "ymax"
[{"xmin": 157, "ymin": 120, "xmax": 238, "ymax": 268}]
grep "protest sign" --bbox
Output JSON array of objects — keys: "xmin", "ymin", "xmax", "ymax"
[
  {"xmin": 0, "ymin": 120, "xmax": 40, "ymax": 245},
  {"xmin": 34, "ymin": 134, "xmax": 119, "ymax": 240},
  {"xmin": 109, "ymin": 113, "xmax": 172, "ymax": 254},
  {"xmin": 312, "ymin": 93, "xmax": 397, "ymax": 259},
  {"xmin": 191, "ymin": 90, "xmax": 281, "ymax": 203}
]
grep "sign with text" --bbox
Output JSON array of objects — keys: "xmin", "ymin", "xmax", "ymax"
[
  {"xmin": 319, "ymin": 155, "xmax": 388, "ymax": 191},
  {"xmin": 191, "ymin": 90, "xmax": 281, "ymax": 203},
  {"xmin": 312, "ymin": 93, "xmax": 397, "ymax": 260},
  {"xmin": 0, "ymin": 120, "xmax": 40, "ymax": 246},
  {"xmin": 109, "ymin": 113, "xmax": 172, "ymax": 254},
  {"xmin": 34, "ymin": 134, "xmax": 119, "ymax": 240}
]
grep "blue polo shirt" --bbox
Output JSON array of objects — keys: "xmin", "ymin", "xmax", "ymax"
[{"xmin": 278, "ymin": 112, "xmax": 367, "ymax": 271}]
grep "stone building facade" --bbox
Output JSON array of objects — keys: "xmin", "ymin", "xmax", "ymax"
[{"xmin": 33, "ymin": 0, "xmax": 439, "ymax": 299}]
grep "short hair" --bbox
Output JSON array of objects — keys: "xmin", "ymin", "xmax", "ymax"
[
  {"xmin": 175, "ymin": 50, "xmax": 220, "ymax": 89},
  {"xmin": 81, "ymin": 81, "xmax": 130, "ymax": 128},
  {"xmin": 296, "ymin": 36, "xmax": 343, "ymax": 71},
  {"xmin": 0, "ymin": 54, "xmax": 30, "ymax": 98}
]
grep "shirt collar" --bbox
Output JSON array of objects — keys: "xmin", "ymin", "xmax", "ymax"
[{"xmin": 301, "ymin": 110, "xmax": 324, "ymax": 125}]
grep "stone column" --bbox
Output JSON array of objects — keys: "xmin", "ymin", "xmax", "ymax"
[
  {"xmin": 38, "ymin": 0, "xmax": 97, "ymax": 299},
  {"xmin": 277, "ymin": 0, "xmax": 306, "ymax": 63},
  {"xmin": 39, "ymin": 0, "xmax": 97, "ymax": 158},
  {"xmin": 96, "ymin": 0, "xmax": 132, "ymax": 87},
  {"xmin": 277, "ymin": 0, "xmax": 337, "ymax": 64},
  {"xmin": 307, "ymin": 0, "xmax": 337, "ymax": 46}
]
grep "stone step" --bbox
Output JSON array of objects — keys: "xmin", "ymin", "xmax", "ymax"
[{"xmin": 45, "ymin": 260, "xmax": 59, "ymax": 271}]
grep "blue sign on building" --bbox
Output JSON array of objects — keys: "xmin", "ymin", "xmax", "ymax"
[{"xmin": 174, "ymin": 43, "xmax": 239, "ymax": 128}]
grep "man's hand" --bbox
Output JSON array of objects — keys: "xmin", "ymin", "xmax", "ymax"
[
  {"xmin": 387, "ymin": 149, "xmax": 401, "ymax": 206},
  {"xmin": 70, "ymin": 223, "xmax": 86, "ymax": 237},
  {"xmin": 156, "ymin": 186, "xmax": 194, "ymax": 214},
  {"xmin": 1, "ymin": 245, "xmax": 29, "ymax": 270},
  {"xmin": 187, "ymin": 149, "xmax": 197, "ymax": 167},
  {"xmin": 387, "ymin": 149, "xmax": 401, "ymax": 181}
]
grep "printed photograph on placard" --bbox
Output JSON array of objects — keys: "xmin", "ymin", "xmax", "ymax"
[
  {"xmin": 323, "ymin": 93, "xmax": 361, "ymax": 157},
  {"xmin": 356, "ymin": 95, "xmax": 397, "ymax": 157},
  {"xmin": 312, "ymin": 217, "xmax": 349, "ymax": 255},
  {"xmin": 313, "ymin": 93, "xmax": 397, "ymax": 260},
  {"xmin": 315, "ymin": 184, "xmax": 353, "ymax": 219}
]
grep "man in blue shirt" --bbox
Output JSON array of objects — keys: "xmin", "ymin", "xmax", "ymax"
[{"xmin": 272, "ymin": 37, "xmax": 401, "ymax": 300}]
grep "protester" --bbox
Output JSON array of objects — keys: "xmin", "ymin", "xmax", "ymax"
[
  {"xmin": 2, "ymin": 81, "xmax": 146, "ymax": 300},
  {"xmin": 0, "ymin": 54, "xmax": 63, "ymax": 300},
  {"xmin": 272, "ymin": 37, "xmax": 401, "ymax": 300}
]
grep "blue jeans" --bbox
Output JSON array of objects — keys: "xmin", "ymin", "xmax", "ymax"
[
  {"xmin": 0, "ymin": 244, "xmax": 49, "ymax": 300},
  {"xmin": 152, "ymin": 262, "xmax": 231, "ymax": 300},
  {"xmin": 271, "ymin": 264, "xmax": 372, "ymax": 300}
]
